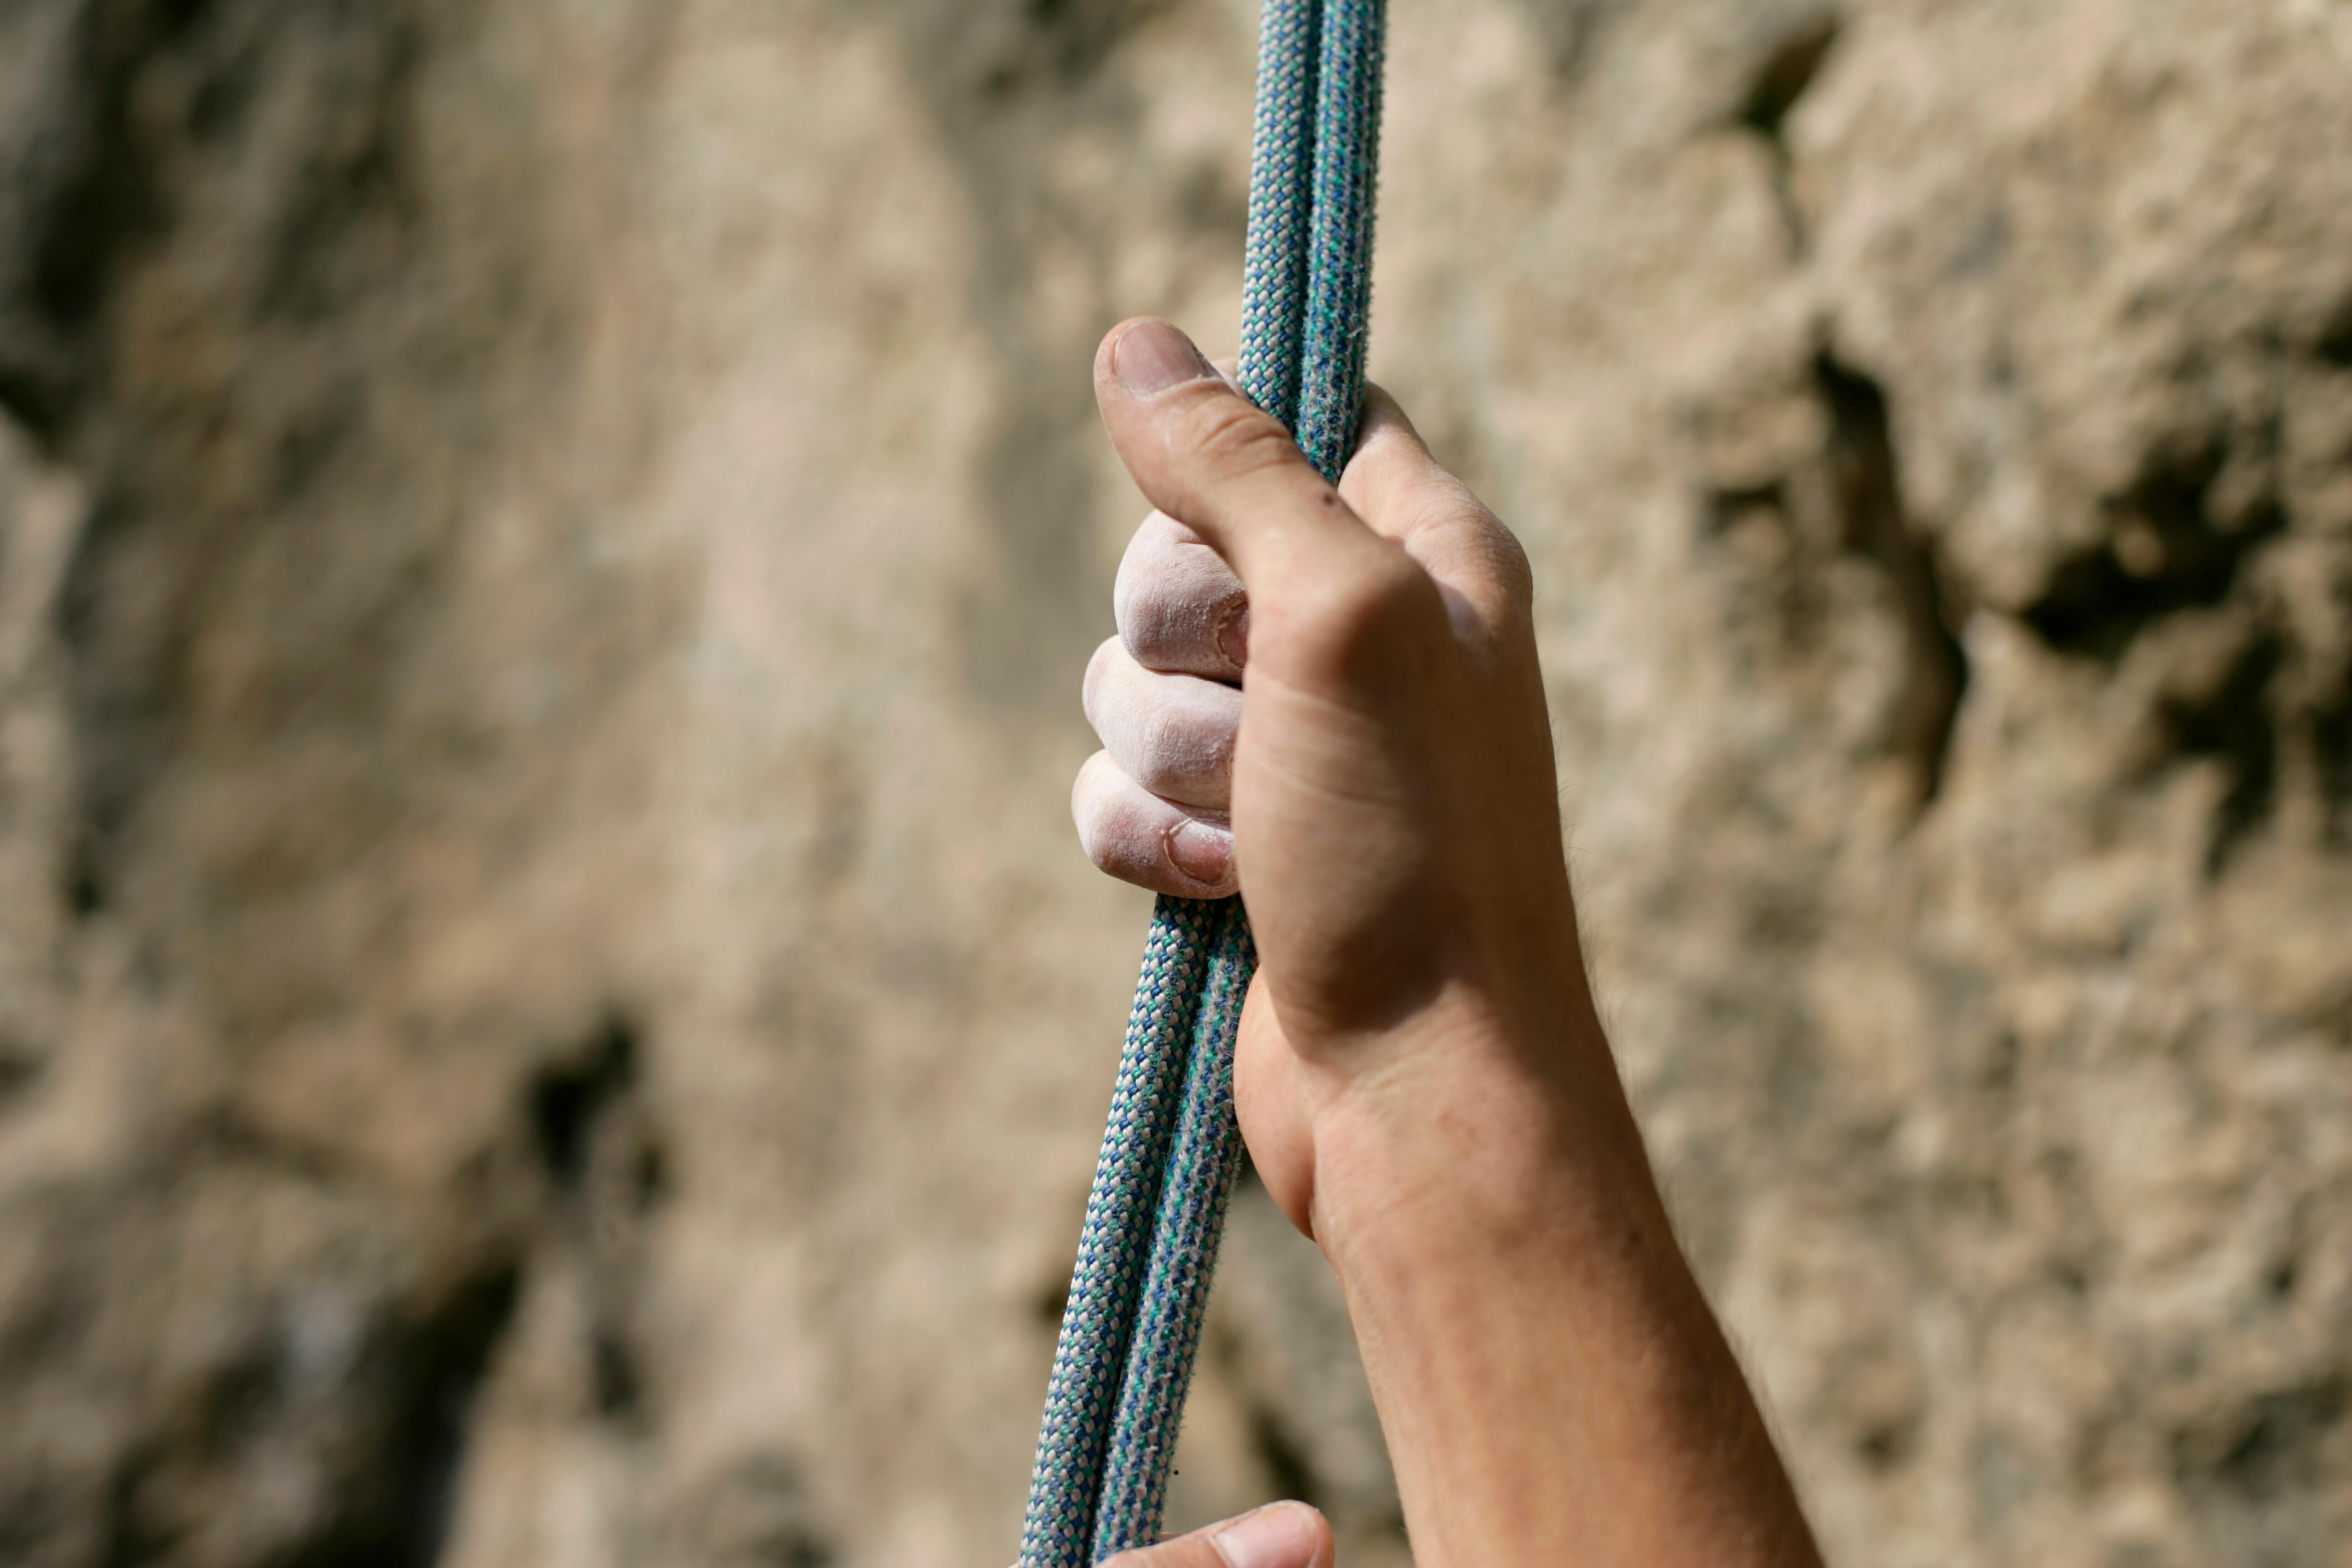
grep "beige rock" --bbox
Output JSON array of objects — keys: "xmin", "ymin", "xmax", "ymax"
[{"xmin": 0, "ymin": 1, "xmax": 2345, "ymax": 1565}]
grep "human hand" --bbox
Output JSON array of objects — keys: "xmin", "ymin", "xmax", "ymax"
[
  {"xmin": 1072, "ymin": 317, "xmax": 1616, "ymax": 1240},
  {"xmin": 1070, "ymin": 320, "xmax": 1822, "ymax": 1568}
]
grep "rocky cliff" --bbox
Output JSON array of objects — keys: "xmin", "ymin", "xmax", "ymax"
[{"xmin": 1, "ymin": 1, "xmax": 2347, "ymax": 1565}]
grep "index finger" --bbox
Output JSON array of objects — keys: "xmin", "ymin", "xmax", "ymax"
[{"xmin": 1341, "ymin": 385, "xmax": 1534, "ymax": 640}]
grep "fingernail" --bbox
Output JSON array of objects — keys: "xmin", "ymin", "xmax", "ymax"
[
  {"xmin": 1165, "ymin": 819, "xmax": 1231, "ymax": 886},
  {"xmin": 1215, "ymin": 603, "xmax": 1250, "ymax": 670},
  {"xmin": 1209, "ymin": 1504, "xmax": 1320, "ymax": 1568},
  {"xmin": 1113, "ymin": 321, "xmax": 1217, "ymax": 397}
]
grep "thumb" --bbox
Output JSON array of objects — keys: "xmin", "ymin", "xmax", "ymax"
[
  {"xmin": 1093, "ymin": 318, "xmax": 1396, "ymax": 613},
  {"xmin": 1099, "ymin": 1502, "xmax": 1334, "ymax": 1568}
]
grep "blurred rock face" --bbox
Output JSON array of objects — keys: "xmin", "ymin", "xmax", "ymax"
[{"xmin": 0, "ymin": 0, "xmax": 2347, "ymax": 1565}]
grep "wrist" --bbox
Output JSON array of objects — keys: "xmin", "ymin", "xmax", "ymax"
[
  {"xmin": 1294, "ymin": 989, "xmax": 1818, "ymax": 1568},
  {"xmin": 1300, "ymin": 977, "xmax": 1671, "ymax": 1281}
]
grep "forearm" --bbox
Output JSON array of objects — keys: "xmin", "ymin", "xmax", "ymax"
[
  {"xmin": 1076, "ymin": 321, "xmax": 1816, "ymax": 1565},
  {"xmin": 1307, "ymin": 991, "xmax": 1823, "ymax": 1568}
]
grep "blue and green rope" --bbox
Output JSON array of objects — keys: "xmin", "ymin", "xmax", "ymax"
[{"xmin": 1018, "ymin": 2, "xmax": 1388, "ymax": 1563}]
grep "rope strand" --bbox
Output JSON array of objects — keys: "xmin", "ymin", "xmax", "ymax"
[
  {"xmin": 1298, "ymin": 0, "xmax": 1387, "ymax": 483},
  {"xmin": 1237, "ymin": 0, "xmax": 1322, "ymax": 428},
  {"xmin": 1089, "ymin": 904, "xmax": 1257, "ymax": 1555},
  {"xmin": 1019, "ymin": 899, "xmax": 1223, "ymax": 1568},
  {"xmin": 1020, "ymin": 1, "xmax": 1385, "ymax": 1557}
]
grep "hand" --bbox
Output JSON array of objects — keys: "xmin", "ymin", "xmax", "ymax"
[
  {"xmin": 1074, "ymin": 320, "xmax": 1605, "ymax": 1239},
  {"xmin": 1095, "ymin": 1503, "xmax": 1332, "ymax": 1568},
  {"xmin": 1070, "ymin": 319, "xmax": 1822, "ymax": 1568}
]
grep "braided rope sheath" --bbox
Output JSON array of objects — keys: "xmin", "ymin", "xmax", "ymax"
[
  {"xmin": 1236, "ymin": 0, "xmax": 1321, "ymax": 428},
  {"xmin": 1019, "ymin": 898, "xmax": 1223, "ymax": 1568},
  {"xmin": 1020, "ymin": 1, "xmax": 1385, "ymax": 1560},
  {"xmin": 1296, "ymin": 0, "xmax": 1387, "ymax": 484},
  {"xmin": 1085, "ymin": 10, "xmax": 1385, "ymax": 1545},
  {"xmin": 1088, "ymin": 902, "xmax": 1257, "ymax": 1555}
]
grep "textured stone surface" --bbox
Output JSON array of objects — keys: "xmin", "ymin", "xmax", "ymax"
[{"xmin": 0, "ymin": 1, "xmax": 2347, "ymax": 1566}]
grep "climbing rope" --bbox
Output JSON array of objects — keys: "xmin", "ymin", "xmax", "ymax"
[{"xmin": 1019, "ymin": 4, "xmax": 1387, "ymax": 1563}]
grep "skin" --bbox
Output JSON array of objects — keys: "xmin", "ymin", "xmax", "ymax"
[{"xmin": 1071, "ymin": 318, "xmax": 1826, "ymax": 1568}]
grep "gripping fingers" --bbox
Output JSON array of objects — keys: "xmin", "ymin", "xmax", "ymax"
[
  {"xmin": 1114, "ymin": 511, "xmax": 1249, "ymax": 680},
  {"xmin": 1072, "ymin": 751, "xmax": 1236, "ymax": 898},
  {"xmin": 1083, "ymin": 636, "xmax": 1241, "ymax": 810},
  {"xmin": 1094, "ymin": 319, "xmax": 1390, "ymax": 593},
  {"xmin": 1096, "ymin": 319, "xmax": 1459, "ymax": 705}
]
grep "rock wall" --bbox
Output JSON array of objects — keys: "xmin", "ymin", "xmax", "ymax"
[{"xmin": 0, "ymin": 2, "xmax": 2347, "ymax": 1566}]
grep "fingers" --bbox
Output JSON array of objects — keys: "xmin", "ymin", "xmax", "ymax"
[
  {"xmin": 1114, "ymin": 511, "xmax": 1249, "ymax": 680},
  {"xmin": 1099, "ymin": 1502, "xmax": 1334, "ymax": 1568},
  {"xmin": 1072, "ymin": 750, "xmax": 1236, "ymax": 898},
  {"xmin": 1084, "ymin": 636, "xmax": 1241, "ymax": 809},
  {"xmin": 1339, "ymin": 385, "xmax": 1533, "ymax": 639},
  {"xmin": 1094, "ymin": 319, "xmax": 1394, "ymax": 599},
  {"xmin": 1096, "ymin": 321, "xmax": 1525, "ymax": 691}
]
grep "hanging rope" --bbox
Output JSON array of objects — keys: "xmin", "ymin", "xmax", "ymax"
[{"xmin": 1019, "ymin": 3, "xmax": 1388, "ymax": 1563}]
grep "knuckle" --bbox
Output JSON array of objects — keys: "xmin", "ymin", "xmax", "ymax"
[
  {"xmin": 1130, "ymin": 694, "xmax": 1235, "ymax": 795},
  {"xmin": 1393, "ymin": 467, "xmax": 1474, "ymax": 533},
  {"xmin": 1110, "ymin": 522, "xmax": 1171, "ymax": 644},
  {"xmin": 1072, "ymin": 753, "xmax": 1172, "ymax": 890},
  {"xmin": 1080, "ymin": 823, "xmax": 1125, "ymax": 877},
  {"xmin": 1081, "ymin": 637, "xmax": 1123, "ymax": 725},
  {"xmin": 1135, "ymin": 705, "xmax": 1181, "ymax": 784},
  {"xmin": 1480, "ymin": 511, "xmax": 1536, "ymax": 610},
  {"xmin": 1181, "ymin": 394, "xmax": 1299, "ymax": 484},
  {"xmin": 1083, "ymin": 632, "xmax": 1122, "ymax": 686},
  {"xmin": 1118, "ymin": 591, "xmax": 1193, "ymax": 670},
  {"xmin": 1074, "ymin": 792, "xmax": 1134, "ymax": 876},
  {"xmin": 1076, "ymin": 810, "xmax": 1113, "ymax": 870},
  {"xmin": 1115, "ymin": 530, "xmax": 1247, "ymax": 675},
  {"xmin": 1071, "ymin": 750, "xmax": 1110, "ymax": 816},
  {"xmin": 1342, "ymin": 425, "xmax": 1422, "ymax": 510},
  {"xmin": 1398, "ymin": 474, "xmax": 1533, "ymax": 627},
  {"xmin": 1281, "ymin": 547, "xmax": 1442, "ymax": 679},
  {"xmin": 1122, "ymin": 614, "xmax": 1184, "ymax": 671},
  {"xmin": 1111, "ymin": 568, "xmax": 1148, "ymax": 644}
]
